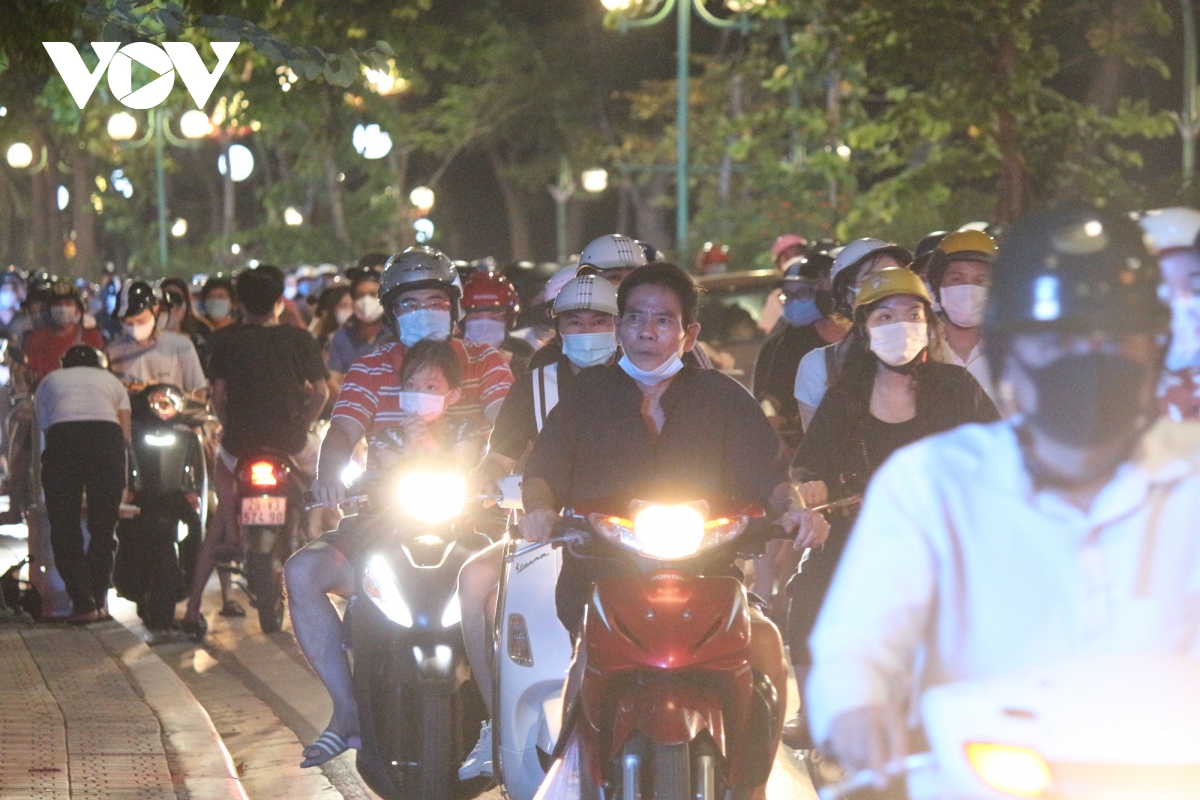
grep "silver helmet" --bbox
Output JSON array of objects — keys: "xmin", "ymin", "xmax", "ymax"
[{"xmin": 380, "ymin": 246, "xmax": 460, "ymax": 315}]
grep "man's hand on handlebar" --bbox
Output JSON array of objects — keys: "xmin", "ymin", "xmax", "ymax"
[
  {"xmin": 781, "ymin": 506, "xmax": 831, "ymax": 551},
  {"xmin": 518, "ymin": 508, "xmax": 558, "ymax": 544},
  {"xmin": 825, "ymin": 704, "xmax": 908, "ymax": 789},
  {"xmin": 311, "ymin": 471, "xmax": 347, "ymax": 508}
]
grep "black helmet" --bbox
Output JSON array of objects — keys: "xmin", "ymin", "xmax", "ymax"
[
  {"xmin": 985, "ymin": 207, "xmax": 1168, "ymax": 336},
  {"xmin": 380, "ymin": 246, "xmax": 460, "ymax": 319},
  {"xmin": 913, "ymin": 231, "xmax": 949, "ymax": 261},
  {"xmin": 48, "ymin": 279, "xmax": 82, "ymax": 307},
  {"xmin": 62, "ymin": 345, "xmax": 107, "ymax": 369},
  {"xmin": 117, "ymin": 279, "xmax": 160, "ymax": 319}
]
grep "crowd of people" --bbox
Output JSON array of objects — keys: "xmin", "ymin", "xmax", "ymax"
[{"xmin": 5, "ymin": 203, "xmax": 1200, "ymax": 797}]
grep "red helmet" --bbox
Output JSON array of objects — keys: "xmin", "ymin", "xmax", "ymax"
[{"xmin": 461, "ymin": 270, "xmax": 519, "ymax": 312}]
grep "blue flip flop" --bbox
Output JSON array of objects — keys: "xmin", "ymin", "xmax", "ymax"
[{"xmin": 300, "ymin": 730, "xmax": 362, "ymax": 768}]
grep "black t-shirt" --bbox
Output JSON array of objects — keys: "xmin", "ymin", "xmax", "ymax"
[
  {"xmin": 791, "ymin": 361, "xmax": 999, "ymax": 496},
  {"xmin": 752, "ymin": 322, "xmax": 825, "ymax": 439},
  {"xmin": 209, "ymin": 324, "xmax": 329, "ymax": 457},
  {"xmin": 488, "ymin": 354, "xmax": 579, "ymax": 463},
  {"xmin": 526, "ymin": 363, "xmax": 787, "ymax": 512}
]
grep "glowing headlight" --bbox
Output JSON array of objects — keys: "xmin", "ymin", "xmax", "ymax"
[
  {"xmin": 363, "ymin": 554, "xmax": 413, "ymax": 627},
  {"xmin": 146, "ymin": 386, "xmax": 183, "ymax": 421},
  {"xmin": 633, "ymin": 504, "xmax": 706, "ymax": 560},
  {"xmin": 965, "ymin": 742, "xmax": 1053, "ymax": 797},
  {"xmin": 340, "ymin": 460, "xmax": 364, "ymax": 488},
  {"xmin": 441, "ymin": 589, "xmax": 462, "ymax": 628},
  {"xmin": 144, "ymin": 433, "xmax": 177, "ymax": 447},
  {"xmin": 398, "ymin": 471, "xmax": 467, "ymax": 524}
]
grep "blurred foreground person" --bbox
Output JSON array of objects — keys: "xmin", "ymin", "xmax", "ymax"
[
  {"xmin": 1140, "ymin": 207, "xmax": 1200, "ymax": 421},
  {"xmin": 807, "ymin": 208, "xmax": 1200, "ymax": 797}
]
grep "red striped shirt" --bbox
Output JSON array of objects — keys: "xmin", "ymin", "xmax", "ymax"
[{"xmin": 332, "ymin": 339, "xmax": 513, "ymax": 435}]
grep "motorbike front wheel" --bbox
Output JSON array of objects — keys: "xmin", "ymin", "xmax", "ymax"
[{"xmin": 416, "ymin": 692, "xmax": 458, "ymax": 799}]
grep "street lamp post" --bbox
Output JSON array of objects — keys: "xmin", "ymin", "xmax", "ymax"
[
  {"xmin": 601, "ymin": 0, "xmax": 757, "ymax": 257},
  {"xmin": 108, "ymin": 109, "xmax": 209, "ymax": 269}
]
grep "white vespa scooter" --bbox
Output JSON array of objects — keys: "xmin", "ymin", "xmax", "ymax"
[
  {"xmin": 491, "ymin": 475, "xmax": 577, "ymax": 800},
  {"xmin": 820, "ymin": 653, "xmax": 1200, "ymax": 800}
]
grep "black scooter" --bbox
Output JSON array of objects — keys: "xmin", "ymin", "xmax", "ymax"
[
  {"xmin": 329, "ymin": 467, "xmax": 494, "ymax": 800},
  {"xmin": 112, "ymin": 384, "xmax": 207, "ymax": 631}
]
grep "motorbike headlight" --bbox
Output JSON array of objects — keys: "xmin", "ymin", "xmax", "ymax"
[
  {"xmin": 340, "ymin": 460, "xmax": 365, "ymax": 488},
  {"xmin": 590, "ymin": 502, "xmax": 750, "ymax": 561},
  {"xmin": 363, "ymin": 554, "xmax": 413, "ymax": 627},
  {"xmin": 144, "ymin": 432, "xmax": 177, "ymax": 447},
  {"xmin": 965, "ymin": 743, "xmax": 1053, "ymax": 797},
  {"xmin": 146, "ymin": 386, "xmax": 183, "ymax": 421},
  {"xmin": 398, "ymin": 471, "xmax": 467, "ymax": 524},
  {"xmin": 440, "ymin": 589, "xmax": 462, "ymax": 628}
]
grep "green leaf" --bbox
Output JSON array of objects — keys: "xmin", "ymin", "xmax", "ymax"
[{"xmin": 375, "ymin": 40, "xmax": 395, "ymax": 56}]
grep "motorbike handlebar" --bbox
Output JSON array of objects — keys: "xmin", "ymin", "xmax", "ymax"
[
  {"xmin": 804, "ymin": 495, "xmax": 864, "ymax": 514},
  {"xmin": 505, "ymin": 525, "xmax": 586, "ymax": 562},
  {"xmin": 816, "ymin": 753, "xmax": 933, "ymax": 800},
  {"xmin": 304, "ymin": 491, "xmax": 504, "ymax": 513}
]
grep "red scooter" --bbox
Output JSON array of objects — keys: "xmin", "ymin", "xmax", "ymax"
[{"xmin": 542, "ymin": 499, "xmax": 782, "ymax": 800}]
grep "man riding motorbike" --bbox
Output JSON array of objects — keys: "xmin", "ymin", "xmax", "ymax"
[
  {"xmin": 180, "ymin": 265, "xmax": 330, "ymax": 639},
  {"xmin": 286, "ymin": 246, "xmax": 512, "ymax": 768},
  {"xmin": 459, "ymin": 269, "xmax": 534, "ymax": 377},
  {"xmin": 456, "ymin": 273, "xmax": 623, "ymax": 780},
  {"xmin": 519, "ymin": 262, "xmax": 831, "ymax": 800},
  {"xmin": 24, "ymin": 280, "xmax": 105, "ymax": 385},
  {"xmin": 925, "ymin": 229, "xmax": 997, "ymax": 401},
  {"xmin": 807, "ymin": 207, "xmax": 1200, "ymax": 797},
  {"xmin": 106, "ymin": 280, "xmax": 207, "ymax": 401}
]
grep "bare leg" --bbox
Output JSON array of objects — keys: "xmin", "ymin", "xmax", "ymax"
[
  {"xmin": 458, "ymin": 541, "xmax": 503, "ymax": 715},
  {"xmin": 185, "ymin": 459, "xmax": 237, "ymax": 624},
  {"xmin": 218, "ymin": 567, "xmax": 233, "ymax": 604},
  {"xmin": 748, "ymin": 607, "xmax": 787, "ymax": 800},
  {"xmin": 284, "ymin": 542, "xmax": 359, "ymax": 756}
]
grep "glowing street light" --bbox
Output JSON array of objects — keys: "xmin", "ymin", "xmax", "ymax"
[
  {"xmin": 218, "ymin": 143, "xmax": 255, "ymax": 182},
  {"xmin": 230, "ymin": 243, "xmax": 241, "ymax": 255},
  {"xmin": 107, "ymin": 111, "xmax": 138, "ymax": 141},
  {"xmin": 410, "ymin": 185, "xmax": 435, "ymax": 213},
  {"xmin": 363, "ymin": 61, "xmax": 410, "ymax": 96},
  {"xmin": 284, "ymin": 206, "xmax": 304, "ymax": 226},
  {"xmin": 582, "ymin": 168, "xmax": 609, "ymax": 193},
  {"xmin": 6, "ymin": 142, "xmax": 33, "ymax": 169},
  {"xmin": 56, "ymin": 186, "xmax": 69, "ymax": 210},
  {"xmin": 600, "ymin": 0, "xmax": 634, "ymax": 9},
  {"xmin": 352, "ymin": 123, "xmax": 393, "ymax": 160},
  {"xmin": 171, "ymin": 218, "xmax": 187, "ymax": 237},
  {"xmin": 179, "ymin": 109, "xmax": 214, "ymax": 139},
  {"xmin": 414, "ymin": 217, "xmax": 435, "ymax": 243}
]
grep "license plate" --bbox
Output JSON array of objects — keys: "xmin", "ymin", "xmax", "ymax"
[{"xmin": 241, "ymin": 496, "xmax": 286, "ymax": 526}]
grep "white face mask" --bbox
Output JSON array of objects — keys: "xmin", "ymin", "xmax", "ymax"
[
  {"xmin": 124, "ymin": 319, "xmax": 156, "ymax": 343},
  {"xmin": 50, "ymin": 306, "xmax": 80, "ymax": 326},
  {"xmin": 205, "ymin": 298, "xmax": 231, "ymax": 321},
  {"xmin": 399, "ymin": 391, "xmax": 446, "ymax": 421},
  {"xmin": 398, "ymin": 309, "xmax": 452, "ymax": 347},
  {"xmin": 335, "ymin": 307, "xmax": 353, "ymax": 327},
  {"xmin": 561, "ymin": 331, "xmax": 617, "ymax": 368},
  {"xmin": 0, "ymin": 289, "xmax": 17, "ymax": 311},
  {"xmin": 868, "ymin": 321, "xmax": 928, "ymax": 367},
  {"xmin": 618, "ymin": 352, "xmax": 685, "ymax": 385},
  {"xmin": 1167, "ymin": 295, "xmax": 1200, "ymax": 372},
  {"xmin": 354, "ymin": 295, "xmax": 384, "ymax": 324},
  {"xmin": 939, "ymin": 284, "xmax": 987, "ymax": 328},
  {"xmin": 464, "ymin": 318, "xmax": 507, "ymax": 348}
]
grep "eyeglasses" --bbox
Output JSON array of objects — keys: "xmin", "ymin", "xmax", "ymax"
[{"xmin": 395, "ymin": 298, "xmax": 452, "ymax": 314}]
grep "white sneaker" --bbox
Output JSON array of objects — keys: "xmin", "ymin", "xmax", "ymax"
[{"xmin": 458, "ymin": 720, "xmax": 493, "ymax": 779}]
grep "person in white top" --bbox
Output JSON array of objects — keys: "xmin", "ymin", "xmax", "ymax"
[
  {"xmin": 925, "ymin": 228, "xmax": 997, "ymax": 401},
  {"xmin": 106, "ymin": 279, "xmax": 207, "ymax": 399},
  {"xmin": 794, "ymin": 238, "xmax": 913, "ymax": 430},
  {"xmin": 807, "ymin": 207, "xmax": 1200, "ymax": 795},
  {"xmin": 34, "ymin": 345, "xmax": 131, "ymax": 622}
]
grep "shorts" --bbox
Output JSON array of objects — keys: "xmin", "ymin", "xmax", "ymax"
[
  {"xmin": 217, "ymin": 428, "xmax": 321, "ymax": 479},
  {"xmin": 310, "ymin": 513, "xmax": 376, "ymax": 573}
]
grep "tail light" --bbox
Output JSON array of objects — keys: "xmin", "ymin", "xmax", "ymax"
[{"xmin": 248, "ymin": 461, "xmax": 279, "ymax": 488}]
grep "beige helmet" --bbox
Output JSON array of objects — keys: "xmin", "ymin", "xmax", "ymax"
[{"xmin": 553, "ymin": 274, "xmax": 619, "ymax": 317}]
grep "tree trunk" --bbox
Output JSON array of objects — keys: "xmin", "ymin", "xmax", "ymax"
[
  {"xmin": 994, "ymin": 28, "xmax": 1027, "ymax": 224},
  {"xmin": 631, "ymin": 172, "xmax": 671, "ymax": 253},
  {"xmin": 486, "ymin": 142, "xmax": 532, "ymax": 262},
  {"xmin": 389, "ymin": 146, "xmax": 413, "ymax": 251},
  {"xmin": 69, "ymin": 143, "xmax": 96, "ymax": 278},
  {"xmin": 31, "ymin": 132, "xmax": 63, "ymax": 274},
  {"xmin": 1084, "ymin": 0, "xmax": 1140, "ymax": 115},
  {"xmin": 220, "ymin": 133, "xmax": 236, "ymax": 242},
  {"xmin": 322, "ymin": 148, "xmax": 349, "ymax": 245}
]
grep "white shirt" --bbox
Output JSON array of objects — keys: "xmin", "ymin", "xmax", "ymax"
[
  {"xmin": 35, "ymin": 366, "xmax": 130, "ymax": 428},
  {"xmin": 934, "ymin": 338, "xmax": 995, "ymax": 401},
  {"xmin": 807, "ymin": 419, "xmax": 1200, "ymax": 744},
  {"xmin": 107, "ymin": 330, "xmax": 206, "ymax": 393},
  {"xmin": 793, "ymin": 342, "xmax": 834, "ymax": 410}
]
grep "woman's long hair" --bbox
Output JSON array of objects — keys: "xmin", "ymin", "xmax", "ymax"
[{"xmin": 830, "ymin": 295, "xmax": 945, "ymax": 417}]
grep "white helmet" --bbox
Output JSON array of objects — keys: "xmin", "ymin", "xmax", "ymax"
[
  {"xmin": 578, "ymin": 233, "xmax": 648, "ymax": 271},
  {"xmin": 553, "ymin": 274, "xmax": 619, "ymax": 317},
  {"xmin": 1138, "ymin": 207, "xmax": 1200, "ymax": 253},
  {"xmin": 541, "ymin": 264, "xmax": 579, "ymax": 305},
  {"xmin": 830, "ymin": 238, "xmax": 892, "ymax": 282}
]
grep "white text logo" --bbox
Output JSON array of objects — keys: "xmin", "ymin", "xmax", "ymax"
[{"xmin": 42, "ymin": 42, "xmax": 239, "ymax": 110}]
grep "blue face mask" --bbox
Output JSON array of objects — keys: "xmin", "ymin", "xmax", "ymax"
[
  {"xmin": 783, "ymin": 297, "xmax": 822, "ymax": 327},
  {"xmin": 398, "ymin": 309, "xmax": 451, "ymax": 347}
]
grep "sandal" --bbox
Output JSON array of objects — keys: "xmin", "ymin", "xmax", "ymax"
[
  {"xmin": 179, "ymin": 615, "xmax": 208, "ymax": 642},
  {"xmin": 66, "ymin": 609, "xmax": 103, "ymax": 624},
  {"xmin": 219, "ymin": 600, "xmax": 246, "ymax": 618},
  {"xmin": 300, "ymin": 730, "xmax": 361, "ymax": 768}
]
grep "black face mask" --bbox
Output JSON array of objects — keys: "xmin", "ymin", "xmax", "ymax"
[{"xmin": 1025, "ymin": 352, "xmax": 1150, "ymax": 448}]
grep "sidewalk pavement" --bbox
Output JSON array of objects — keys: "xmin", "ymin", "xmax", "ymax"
[{"xmin": 0, "ymin": 617, "xmax": 249, "ymax": 800}]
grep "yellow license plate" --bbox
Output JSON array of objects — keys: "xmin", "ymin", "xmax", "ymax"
[{"xmin": 241, "ymin": 496, "xmax": 287, "ymax": 526}]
